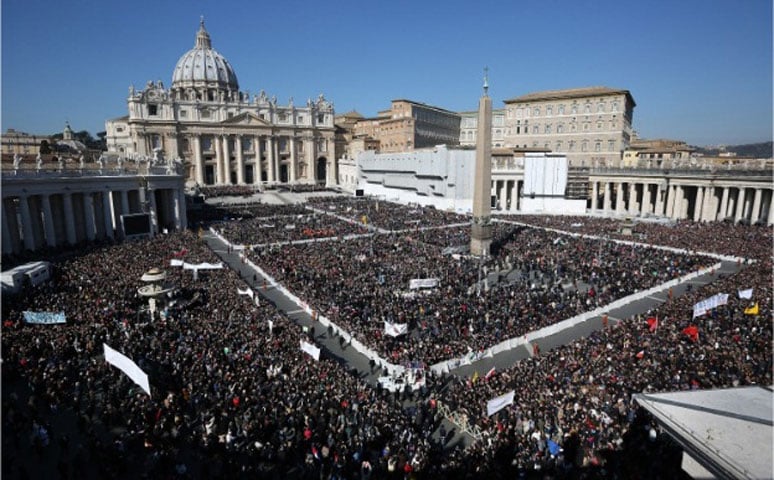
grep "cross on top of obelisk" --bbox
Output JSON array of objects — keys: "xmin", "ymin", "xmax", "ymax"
[{"xmin": 483, "ymin": 67, "xmax": 489, "ymax": 96}]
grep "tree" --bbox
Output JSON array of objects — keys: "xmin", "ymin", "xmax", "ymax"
[{"xmin": 39, "ymin": 140, "xmax": 51, "ymax": 155}]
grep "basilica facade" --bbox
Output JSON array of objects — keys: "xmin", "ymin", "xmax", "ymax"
[{"xmin": 106, "ymin": 20, "xmax": 336, "ymax": 187}]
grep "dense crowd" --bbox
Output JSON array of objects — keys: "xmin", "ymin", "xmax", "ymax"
[
  {"xmin": 248, "ymin": 224, "xmax": 712, "ymax": 365},
  {"xmin": 218, "ymin": 212, "xmax": 370, "ymax": 247},
  {"xmin": 308, "ymin": 198, "xmax": 469, "ymax": 231},
  {"xmin": 2, "ymin": 198, "xmax": 771, "ymax": 479},
  {"xmin": 199, "ymin": 185, "xmax": 258, "ymax": 198},
  {"xmin": 187, "ymin": 202, "xmax": 310, "ymax": 227}
]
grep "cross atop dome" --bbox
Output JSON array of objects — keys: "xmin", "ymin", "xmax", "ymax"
[{"xmin": 195, "ymin": 16, "xmax": 212, "ymax": 49}]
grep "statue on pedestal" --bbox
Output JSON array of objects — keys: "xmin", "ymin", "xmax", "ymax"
[
  {"xmin": 12, "ymin": 153, "xmax": 21, "ymax": 170},
  {"xmin": 36, "ymin": 153, "xmax": 43, "ymax": 171}
]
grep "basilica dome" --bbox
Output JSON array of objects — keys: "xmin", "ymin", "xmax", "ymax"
[{"xmin": 171, "ymin": 19, "xmax": 239, "ymax": 92}]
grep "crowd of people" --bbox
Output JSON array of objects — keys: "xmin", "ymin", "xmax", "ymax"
[
  {"xmin": 247, "ymin": 220, "xmax": 712, "ymax": 365},
  {"xmin": 2, "ymin": 195, "xmax": 771, "ymax": 478},
  {"xmin": 198, "ymin": 185, "xmax": 258, "ymax": 198},
  {"xmin": 217, "ymin": 212, "xmax": 370, "ymax": 247}
]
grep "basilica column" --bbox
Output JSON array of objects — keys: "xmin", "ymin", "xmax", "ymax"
[
  {"xmin": 193, "ymin": 135, "xmax": 204, "ymax": 185},
  {"xmin": 18, "ymin": 195, "xmax": 36, "ymax": 251},
  {"xmin": 272, "ymin": 137, "xmax": 280, "ymax": 182},
  {"xmin": 148, "ymin": 189, "xmax": 158, "ymax": 235},
  {"xmin": 83, "ymin": 193, "xmax": 96, "ymax": 241},
  {"xmin": 591, "ymin": 181, "xmax": 599, "ymax": 212},
  {"xmin": 222, "ymin": 135, "xmax": 232, "ymax": 184},
  {"xmin": 102, "ymin": 190, "xmax": 114, "ymax": 239},
  {"xmin": 62, "ymin": 193, "xmax": 77, "ymax": 245},
  {"xmin": 735, "ymin": 188, "xmax": 747, "ymax": 223},
  {"xmin": 254, "ymin": 135, "xmax": 264, "ymax": 185},
  {"xmin": 266, "ymin": 136, "xmax": 276, "ymax": 183},
  {"xmin": 173, "ymin": 188, "xmax": 184, "ymax": 230},
  {"xmin": 305, "ymin": 138, "xmax": 316, "ymax": 182},
  {"xmin": 41, "ymin": 194, "xmax": 57, "ymax": 247},
  {"xmin": 236, "ymin": 136, "xmax": 245, "ymax": 185},
  {"xmin": 750, "ymin": 188, "xmax": 763, "ymax": 224},
  {"xmin": 289, "ymin": 137, "xmax": 297, "ymax": 182},
  {"xmin": 719, "ymin": 187, "xmax": 730, "ymax": 221}
]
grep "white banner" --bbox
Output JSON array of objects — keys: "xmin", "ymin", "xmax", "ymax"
[
  {"xmin": 22, "ymin": 311, "xmax": 66, "ymax": 324},
  {"xmin": 384, "ymin": 321, "xmax": 408, "ymax": 337},
  {"xmin": 300, "ymin": 340, "xmax": 321, "ymax": 361},
  {"xmin": 237, "ymin": 287, "xmax": 254, "ymax": 299},
  {"xmin": 183, "ymin": 262, "xmax": 224, "ymax": 270},
  {"xmin": 170, "ymin": 259, "xmax": 184, "ymax": 267},
  {"xmin": 103, "ymin": 343, "xmax": 151, "ymax": 396},
  {"xmin": 487, "ymin": 390, "xmax": 515, "ymax": 417},
  {"xmin": 692, "ymin": 293, "xmax": 729, "ymax": 318},
  {"xmin": 738, "ymin": 288, "xmax": 753, "ymax": 299},
  {"xmin": 409, "ymin": 278, "xmax": 439, "ymax": 290}
]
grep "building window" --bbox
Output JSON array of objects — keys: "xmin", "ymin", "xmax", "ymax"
[
  {"xmin": 571, "ymin": 123, "xmax": 577, "ymax": 132},
  {"xmin": 597, "ymin": 102, "xmax": 605, "ymax": 113},
  {"xmin": 582, "ymin": 141, "xmax": 588, "ymax": 152},
  {"xmin": 243, "ymin": 138, "xmax": 252, "ymax": 151},
  {"xmin": 317, "ymin": 113, "xmax": 325, "ymax": 123},
  {"xmin": 227, "ymin": 112, "xmax": 234, "ymax": 119},
  {"xmin": 182, "ymin": 138, "xmax": 190, "ymax": 151},
  {"xmin": 533, "ymin": 107, "xmax": 541, "ymax": 116},
  {"xmin": 532, "ymin": 125, "xmax": 539, "ymax": 134},
  {"xmin": 279, "ymin": 113, "xmax": 288, "ymax": 123},
  {"xmin": 116, "ymin": 127, "xmax": 124, "ymax": 133},
  {"xmin": 148, "ymin": 104, "xmax": 158, "ymax": 116},
  {"xmin": 179, "ymin": 110, "xmax": 187, "ymax": 118},
  {"xmin": 151, "ymin": 135, "xmax": 161, "ymax": 149},
  {"xmin": 584, "ymin": 103, "xmax": 591, "ymax": 114},
  {"xmin": 597, "ymin": 122, "xmax": 603, "ymax": 130},
  {"xmin": 297, "ymin": 115, "xmax": 304, "ymax": 123},
  {"xmin": 516, "ymin": 108, "xmax": 522, "ymax": 118},
  {"xmin": 202, "ymin": 137, "xmax": 212, "ymax": 151},
  {"xmin": 608, "ymin": 140, "xmax": 615, "ymax": 151},
  {"xmin": 612, "ymin": 101, "xmax": 619, "ymax": 112},
  {"xmin": 558, "ymin": 105, "xmax": 565, "ymax": 115},
  {"xmin": 556, "ymin": 141, "xmax": 563, "ymax": 150},
  {"xmin": 594, "ymin": 142, "xmax": 601, "ymax": 152},
  {"xmin": 201, "ymin": 110, "xmax": 211, "ymax": 118},
  {"xmin": 546, "ymin": 106, "xmax": 553, "ymax": 116},
  {"xmin": 571, "ymin": 104, "xmax": 578, "ymax": 114},
  {"xmin": 545, "ymin": 125, "xmax": 551, "ymax": 134},
  {"xmin": 568, "ymin": 141, "xmax": 575, "ymax": 151},
  {"xmin": 557, "ymin": 124, "xmax": 564, "ymax": 134}
]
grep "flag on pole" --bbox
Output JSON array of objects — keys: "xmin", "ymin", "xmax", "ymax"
[
  {"xmin": 646, "ymin": 317, "xmax": 658, "ymax": 333},
  {"xmin": 103, "ymin": 344, "xmax": 151, "ymax": 396},
  {"xmin": 485, "ymin": 366, "xmax": 496, "ymax": 381},
  {"xmin": 682, "ymin": 325, "xmax": 699, "ymax": 342},
  {"xmin": 487, "ymin": 391, "xmax": 515, "ymax": 417},
  {"xmin": 738, "ymin": 288, "xmax": 753, "ymax": 299},
  {"xmin": 384, "ymin": 321, "xmax": 408, "ymax": 337},
  {"xmin": 635, "ymin": 350, "xmax": 645, "ymax": 359},
  {"xmin": 744, "ymin": 303, "xmax": 759, "ymax": 315},
  {"xmin": 471, "ymin": 371, "xmax": 480, "ymax": 384}
]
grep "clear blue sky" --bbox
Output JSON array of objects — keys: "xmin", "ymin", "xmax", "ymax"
[{"xmin": 2, "ymin": 0, "xmax": 772, "ymax": 146}]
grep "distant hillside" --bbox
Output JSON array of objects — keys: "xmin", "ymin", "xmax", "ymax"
[{"xmin": 694, "ymin": 141, "xmax": 773, "ymax": 158}]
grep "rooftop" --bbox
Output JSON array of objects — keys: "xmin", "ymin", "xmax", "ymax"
[{"xmin": 504, "ymin": 86, "xmax": 636, "ymax": 106}]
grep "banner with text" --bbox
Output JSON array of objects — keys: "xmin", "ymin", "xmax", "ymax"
[
  {"xmin": 487, "ymin": 390, "xmax": 515, "ymax": 417},
  {"xmin": 103, "ymin": 343, "xmax": 151, "ymax": 396},
  {"xmin": 22, "ymin": 311, "xmax": 66, "ymax": 325}
]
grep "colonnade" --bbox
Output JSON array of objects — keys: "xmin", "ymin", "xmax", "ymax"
[
  {"xmin": 491, "ymin": 179, "xmax": 524, "ymax": 211},
  {"xmin": 589, "ymin": 179, "xmax": 774, "ymax": 224},
  {"xmin": 2, "ymin": 179, "xmax": 187, "ymax": 255}
]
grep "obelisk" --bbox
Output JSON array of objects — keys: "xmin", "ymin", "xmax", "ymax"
[{"xmin": 470, "ymin": 68, "xmax": 493, "ymax": 256}]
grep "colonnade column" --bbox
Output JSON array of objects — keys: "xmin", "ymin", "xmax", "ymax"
[
  {"xmin": 509, "ymin": 181, "xmax": 518, "ymax": 211},
  {"xmin": 102, "ymin": 190, "xmax": 114, "ymax": 239},
  {"xmin": 41, "ymin": 194, "xmax": 57, "ymax": 247},
  {"xmin": 769, "ymin": 191, "xmax": 774, "ymax": 225},
  {"xmin": 289, "ymin": 137, "xmax": 297, "ymax": 182},
  {"xmin": 2, "ymin": 199, "xmax": 13, "ymax": 254},
  {"xmin": 591, "ymin": 181, "xmax": 599, "ymax": 212},
  {"xmin": 602, "ymin": 182, "xmax": 611, "ymax": 211},
  {"xmin": 640, "ymin": 184, "xmax": 650, "ymax": 216},
  {"xmin": 703, "ymin": 187, "xmax": 717, "ymax": 222},
  {"xmin": 193, "ymin": 136, "xmax": 204, "ymax": 185},
  {"xmin": 62, "ymin": 193, "xmax": 77, "ymax": 245},
  {"xmin": 751, "ymin": 188, "xmax": 763, "ymax": 224},
  {"xmin": 693, "ymin": 187, "xmax": 704, "ymax": 222},
  {"xmin": 236, "ymin": 136, "xmax": 245, "ymax": 185},
  {"xmin": 83, "ymin": 193, "xmax": 96, "ymax": 241},
  {"xmin": 18, "ymin": 195, "xmax": 36, "ymax": 251},
  {"xmin": 735, "ymin": 188, "xmax": 747, "ymax": 223},
  {"xmin": 148, "ymin": 189, "xmax": 158, "ymax": 235},
  {"xmin": 719, "ymin": 187, "xmax": 730, "ymax": 221},
  {"xmin": 654, "ymin": 183, "xmax": 664, "ymax": 216},
  {"xmin": 628, "ymin": 183, "xmax": 638, "ymax": 215},
  {"xmin": 222, "ymin": 135, "xmax": 232, "ymax": 185},
  {"xmin": 616, "ymin": 182, "xmax": 625, "ymax": 214}
]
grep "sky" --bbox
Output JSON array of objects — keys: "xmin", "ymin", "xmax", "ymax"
[{"xmin": 2, "ymin": 0, "xmax": 772, "ymax": 147}]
